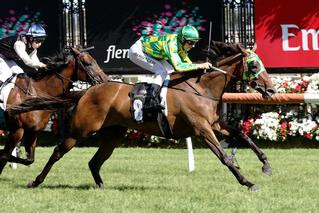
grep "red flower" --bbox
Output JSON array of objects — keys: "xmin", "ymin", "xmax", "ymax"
[
  {"xmin": 128, "ymin": 130, "xmax": 143, "ymax": 140},
  {"xmin": 242, "ymin": 118, "xmax": 254, "ymax": 135},
  {"xmin": 304, "ymin": 133, "xmax": 312, "ymax": 139},
  {"xmin": 282, "ymin": 82, "xmax": 289, "ymax": 87}
]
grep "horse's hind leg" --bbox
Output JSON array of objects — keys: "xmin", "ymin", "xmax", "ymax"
[
  {"xmin": 89, "ymin": 126, "xmax": 127, "ymax": 188},
  {"xmin": 8, "ymin": 130, "xmax": 38, "ymax": 166},
  {"xmin": 0, "ymin": 128, "xmax": 24, "ymax": 174},
  {"xmin": 216, "ymin": 122, "xmax": 272, "ymax": 176},
  {"xmin": 28, "ymin": 136, "xmax": 78, "ymax": 188},
  {"xmin": 199, "ymin": 121, "xmax": 257, "ymax": 191}
]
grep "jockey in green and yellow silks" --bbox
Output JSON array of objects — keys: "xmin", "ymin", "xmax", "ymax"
[
  {"xmin": 141, "ymin": 34, "xmax": 197, "ymax": 72},
  {"xmin": 129, "ymin": 25, "xmax": 213, "ymax": 86},
  {"xmin": 128, "ymin": 25, "xmax": 213, "ymax": 122}
]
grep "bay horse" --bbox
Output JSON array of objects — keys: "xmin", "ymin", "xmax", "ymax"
[
  {"xmin": 15, "ymin": 41, "xmax": 276, "ymax": 190},
  {"xmin": 0, "ymin": 47, "xmax": 108, "ymax": 174}
]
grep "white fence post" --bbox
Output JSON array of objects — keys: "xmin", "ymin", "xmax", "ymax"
[{"xmin": 186, "ymin": 137, "xmax": 195, "ymax": 172}]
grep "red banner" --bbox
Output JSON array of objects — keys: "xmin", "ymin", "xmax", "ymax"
[{"xmin": 255, "ymin": 0, "xmax": 319, "ymax": 68}]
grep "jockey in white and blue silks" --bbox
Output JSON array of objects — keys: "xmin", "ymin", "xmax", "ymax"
[
  {"xmin": 0, "ymin": 23, "xmax": 47, "ymax": 85},
  {"xmin": 0, "ymin": 23, "xmax": 47, "ymax": 128}
]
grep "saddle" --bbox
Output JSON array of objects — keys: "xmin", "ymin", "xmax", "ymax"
[{"xmin": 129, "ymin": 82, "xmax": 173, "ymax": 139}]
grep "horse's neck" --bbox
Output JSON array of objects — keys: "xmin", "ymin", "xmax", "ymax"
[
  {"xmin": 205, "ymin": 54, "xmax": 242, "ymax": 97},
  {"xmin": 31, "ymin": 63, "xmax": 74, "ymax": 96},
  {"xmin": 170, "ymin": 54, "xmax": 242, "ymax": 99}
]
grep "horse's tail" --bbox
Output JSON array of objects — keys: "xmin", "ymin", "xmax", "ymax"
[{"xmin": 7, "ymin": 90, "xmax": 86, "ymax": 116}]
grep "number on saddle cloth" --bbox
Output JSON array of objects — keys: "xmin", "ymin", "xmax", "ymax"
[{"xmin": 129, "ymin": 83, "xmax": 163, "ymax": 123}]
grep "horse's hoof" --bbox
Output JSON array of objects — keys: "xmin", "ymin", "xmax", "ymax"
[
  {"xmin": 27, "ymin": 181, "xmax": 38, "ymax": 188},
  {"xmin": 249, "ymin": 184, "xmax": 258, "ymax": 192},
  {"xmin": 23, "ymin": 160, "xmax": 33, "ymax": 166},
  {"xmin": 96, "ymin": 183, "xmax": 104, "ymax": 189},
  {"xmin": 262, "ymin": 165, "xmax": 272, "ymax": 176}
]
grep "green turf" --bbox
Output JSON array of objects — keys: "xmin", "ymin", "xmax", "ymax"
[{"xmin": 0, "ymin": 147, "xmax": 318, "ymax": 212}]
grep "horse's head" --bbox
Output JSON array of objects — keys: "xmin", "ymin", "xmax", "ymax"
[
  {"xmin": 239, "ymin": 46, "xmax": 276, "ymax": 98},
  {"xmin": 70, "ymin": 47, "xmax": 108, "ymax": 85},
  {"xmin": 202, "ymin": 41, "xmax": 276, "ymax": 99}
]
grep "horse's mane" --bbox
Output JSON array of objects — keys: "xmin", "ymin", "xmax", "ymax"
[
  {"xmin": 204, "ymin": 40, "xmax": 243, "ymax": 65},
  {"xmin": 29, "ymin": 50, "xmax": 73, "ymax": 80},
  {"xmin": 170, "ymin": 41, "xmax": 243, "ymax": 82}
]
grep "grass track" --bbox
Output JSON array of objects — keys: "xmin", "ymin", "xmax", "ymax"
[{"xmin": 0, "ymin": 147, "xmax": 318, "ymax": 212}]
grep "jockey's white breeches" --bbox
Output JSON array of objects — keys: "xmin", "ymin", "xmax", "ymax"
[
  {"xmin": 128, "ymin": 38, "xmax": 173, "ymax": 86},
  {"xmin": 0, "ymin": 56, "xmax": 23, "ymax": 83}
]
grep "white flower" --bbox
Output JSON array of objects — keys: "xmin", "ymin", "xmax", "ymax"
[
  {"xmin": 252, "ymin": 112, "xmax": 280, "ymax": 141},
  {"xmin": 306, "ymin": 73, "xmax": 319, "ymax": 94}
]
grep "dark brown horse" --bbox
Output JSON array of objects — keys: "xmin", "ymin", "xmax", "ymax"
[
  {"xmin": 0, "ymin": 47, "xmax": 108, "ymax": 174},
  {"xmin": 15, "ymin": 42, "xmax": 275, "ymax": 190}
]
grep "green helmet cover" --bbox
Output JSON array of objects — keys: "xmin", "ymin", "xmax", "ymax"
[{"xmin": 179, "ymin": 25, "xmax": 200, "ymax": 41}]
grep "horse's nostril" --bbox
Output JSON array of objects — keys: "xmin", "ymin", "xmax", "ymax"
[
  {"xmin": 267, "ymin": 89, "xmax": 276, "ymax": 94},
  {"xmin": 250, "ymin": 81, "xmax": 257, "ymax": 88}
]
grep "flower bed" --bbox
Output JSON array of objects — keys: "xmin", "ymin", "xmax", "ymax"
[{"xmin": 241, "ymin": 73, "xmax": 319, "ymax": 143}]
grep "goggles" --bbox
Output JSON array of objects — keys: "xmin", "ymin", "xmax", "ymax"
[
  {"xmin": 33, "ymin": 37, "xmax": 46, "ymax": 44},
  {"xmin": 185, "ymin": 40, "xmax": 197, "ymax": 46}
]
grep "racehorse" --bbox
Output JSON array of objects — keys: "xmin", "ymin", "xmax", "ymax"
[
  {"xmin": 14, "ymin": 41, "xmax": 276, "ymax": 190},
  {"xmin": 0, "ymin": 47, "xmax": 108, "ymax": 174}
]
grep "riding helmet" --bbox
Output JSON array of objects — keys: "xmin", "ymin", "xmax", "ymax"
[
  {"xmin": 179, "ymin": 25, "xmax": 200, "ymax": 41},
  {"xmin": 26, "ymin": 24, "xmax": 47, "ymax": 38}
]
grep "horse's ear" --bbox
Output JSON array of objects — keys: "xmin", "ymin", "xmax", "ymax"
[
  {"xmin": 70, "ymin": 47, "xmax": 81, "ymax": 56},
  {"xmin": 251, "ymin": 43, "xmax": 257, "ymax": 52},
  {"xmin": 237, "ymin": 44, "xmax": 249, "ymax": 57}
]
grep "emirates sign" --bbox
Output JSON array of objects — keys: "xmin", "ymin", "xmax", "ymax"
[{"xmin": 254, "ymin": 0, "xmax": 319, "ymax": 68}]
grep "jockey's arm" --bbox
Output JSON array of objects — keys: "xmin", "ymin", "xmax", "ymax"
[
  {"xmin": 166, "ymin": 42, "xmax": 212, "ymax": 72},
  {"xmin": 13, "ymin": 41, "xmax": 46, "ymax": 69},
  {"xmin": 29, "ymin": 51, "xmax": 46, "ymax": 68},
  {"xmin": 165, "ymin": 43, "xmax": 197, "ymax": 72}
]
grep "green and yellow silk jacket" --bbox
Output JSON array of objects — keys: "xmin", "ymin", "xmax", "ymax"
[{"xmin": 141, "ymin": 34, "xmax": 197, "ymax": 72}]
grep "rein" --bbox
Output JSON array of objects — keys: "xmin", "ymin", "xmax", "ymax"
[
  {"xmin": 106, "ymin": 52, "xmax": 246, "ymax": 102},
  {"xmin": 170, "ymin": 53, "xmax": 245, "ymax": 101},
  {"xmin": 75, "ymin": 54, "xmax": 102, "ymax": 85},
  {"xmin": 171, "ymin": 82, "xmax": 220, "ymax": 101},
  {"xmin": 54, "ymin": 51, "xmax": 102, "ymax": 93},
  {"xmin": 105, "ymin": 80, "xmax": 221, "ymax": 101}
]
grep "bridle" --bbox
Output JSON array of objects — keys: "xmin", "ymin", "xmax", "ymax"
[
  {"xmin": 73, "ymin": 52, "xmax": 103, "ymax": 85},
  {"xmin": 54, "ymin": 50, "xmax": 103, "ymax": 93},
  {"xmin": 171, "ymin": 52, "xmax": 247, "ymax": 101}
]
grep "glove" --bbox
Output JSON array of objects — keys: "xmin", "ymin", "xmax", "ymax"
[{"xmin": 197, "ymin": 62, "xmax": 213, "ymax": 70}]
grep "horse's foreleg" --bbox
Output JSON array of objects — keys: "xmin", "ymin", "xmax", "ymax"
[
  {"xmin": 0, "ymin": 128, "xmax": 24, "ymax": 174},
  {"xmin": 28, "ymin": 136, "xmax": 77, "ymax": 188},
  {"xmin": 88, "ymin": 126, "xmax": 127, "ymax": 188},
  {"xmin": 0, "ymin": 149, "xmax": 9, "ymax": 174},
  {"xmin": 216, "ymin": 122, "xmax": 272, "ymax": 176},
  {"xmin": 200, "ymin": 122, "xmax": 257, "ymax": 191}
]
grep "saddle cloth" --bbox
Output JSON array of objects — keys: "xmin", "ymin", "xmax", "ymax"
[
  {"xmin": 129, "ymin": 82, "xmax": 172, "ymax": 139},
  {"xmin": 0, "ymin": 75, "xmax": 18, "ymax": 110}
]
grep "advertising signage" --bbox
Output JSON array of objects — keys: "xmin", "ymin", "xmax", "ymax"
[
  {"xmin": 85, "ymin": 0, "xmax": 222, "ymax": 72},
  {"xmin": 255, "ymin": 0, "xmax": 319, "ymax": 68}
]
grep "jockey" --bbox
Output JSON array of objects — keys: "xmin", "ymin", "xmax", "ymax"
[
  {"xmin": 128, "ymin": 25, "xmax": 213, "ymax": 88},
  {"xmin": 0, "ymin": 23, "xmax": 47, "ymax": 129},
  {"xmin": 0, "ymin": 23, "xmax": 47, "ymax": 86}
]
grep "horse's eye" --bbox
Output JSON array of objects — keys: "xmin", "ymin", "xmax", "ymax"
[{"xmin": 249, "ymin": 61, "xmax": 260, "ymax": 73}]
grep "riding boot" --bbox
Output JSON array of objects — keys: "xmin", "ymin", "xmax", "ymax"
[
  {"xmin": 149, "ymin": 83, "xmax": 165, "ymax": 110},
  {"xmin": 0, "ymin": 108, "xmax": 6, "ymax": 130}
]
